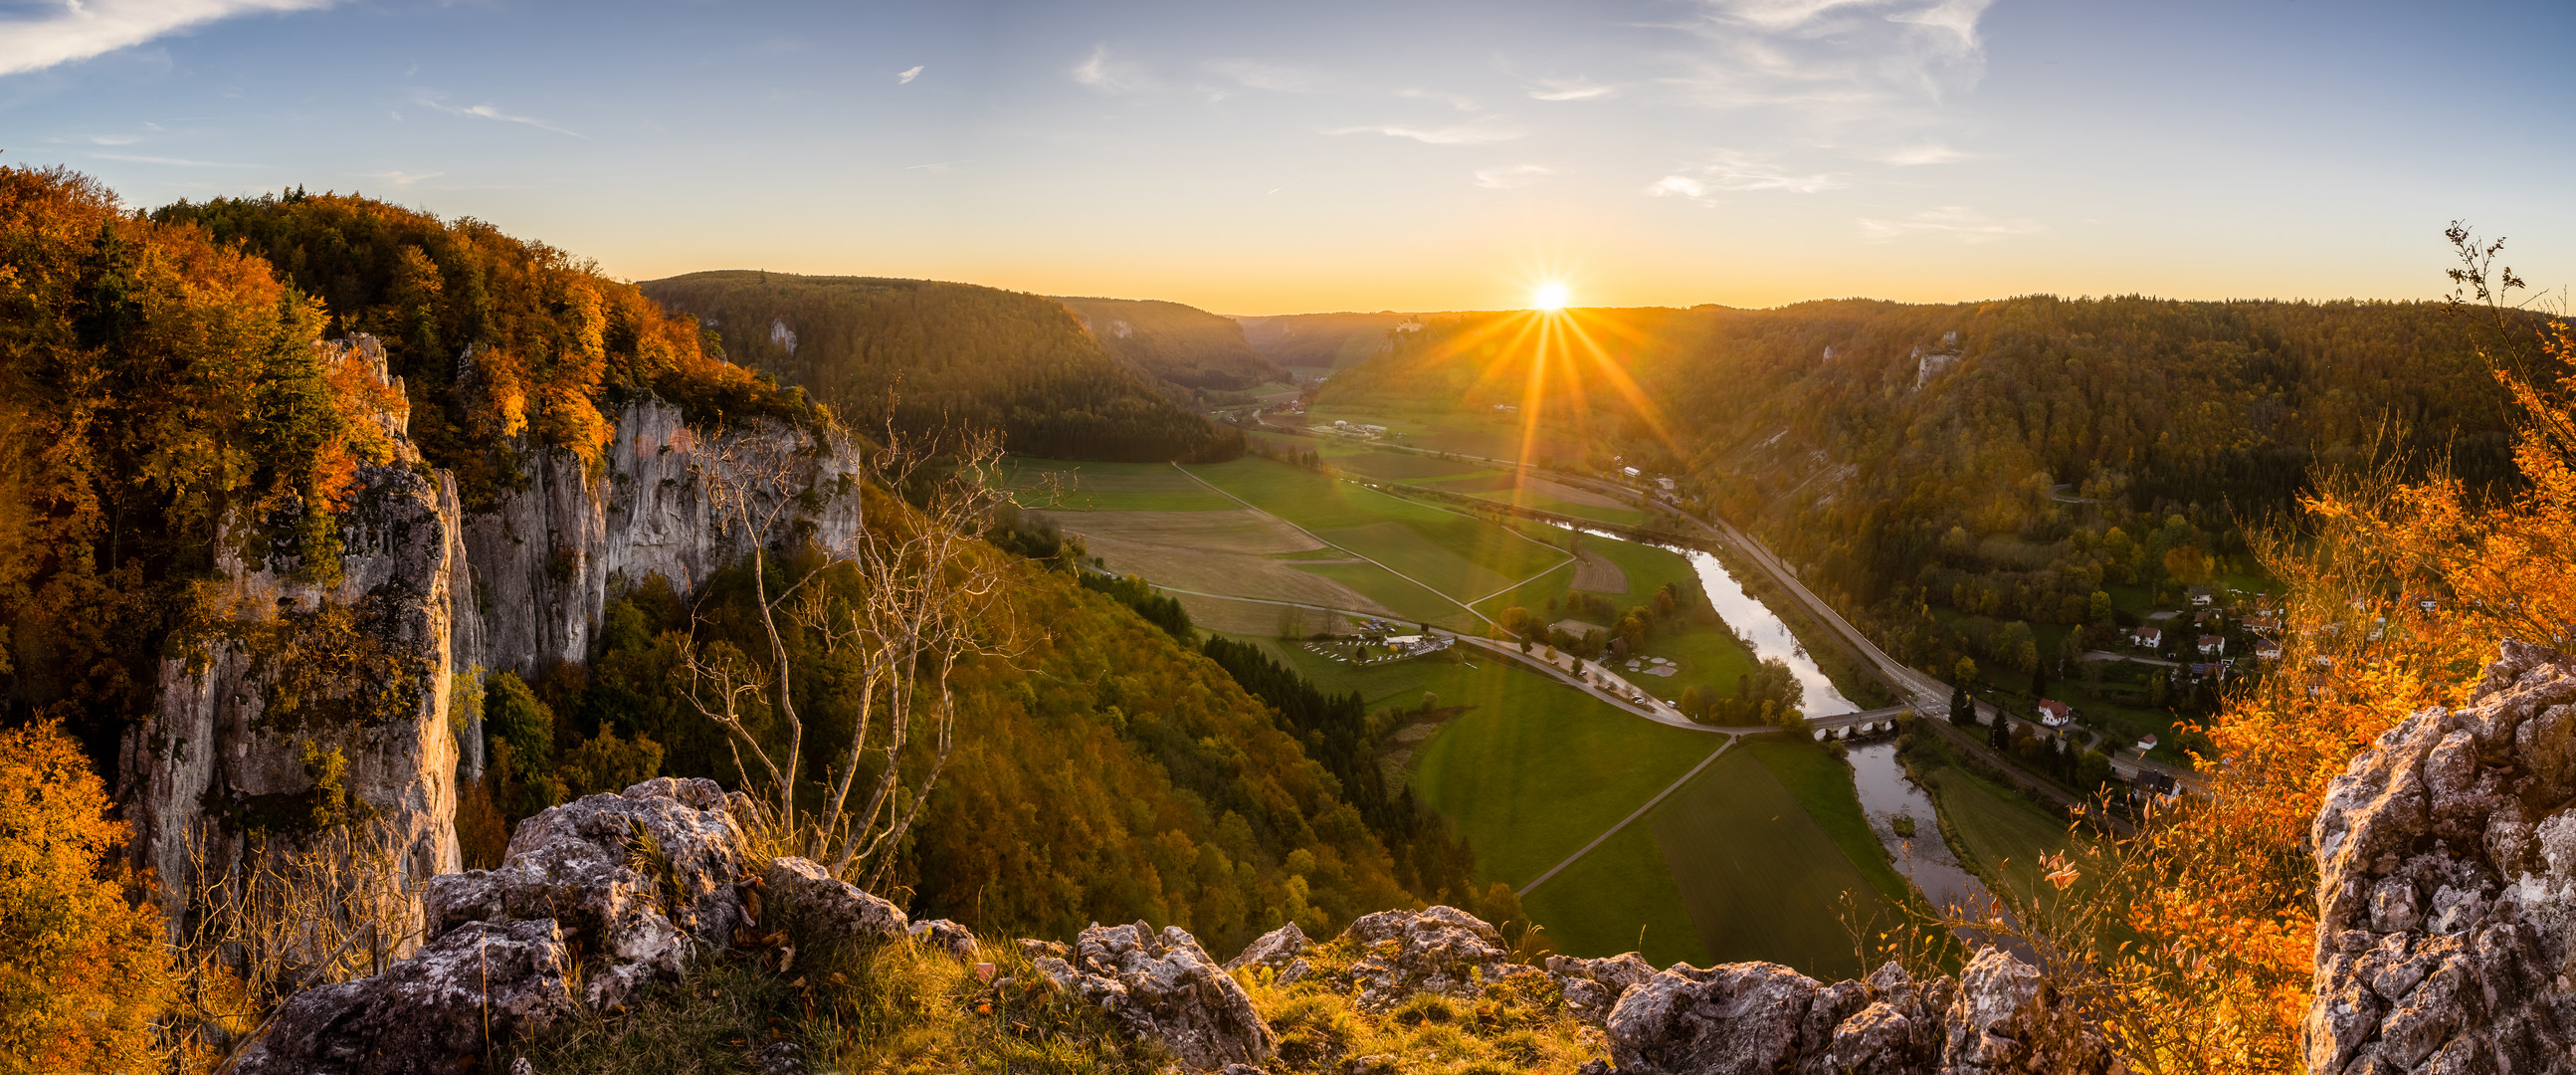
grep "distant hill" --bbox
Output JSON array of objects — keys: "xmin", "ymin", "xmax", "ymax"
[
  {"xmin": 1052, "ymin": 296, "xmax": 1284, "ymax": 391},
  {"xmin": 641, "ymin": 272, "xmax": 1240, "ymax": 463},
  {"xmin": 1234, "ymin": 312, "xmax": 1429, "ymax": 373}
]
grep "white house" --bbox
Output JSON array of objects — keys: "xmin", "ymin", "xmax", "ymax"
[
  {"xmin": 2197, "ymin": 634, "xmax": 2226, "ymax": 656},
  {"xmin": 2131, "ymin": 626, "xmax": 2163, "ymax": 649}
]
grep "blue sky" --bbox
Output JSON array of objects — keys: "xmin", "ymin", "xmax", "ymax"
[{"xmin": 6, "ymin": 0, "xmax": 2572, "ymax": 314}]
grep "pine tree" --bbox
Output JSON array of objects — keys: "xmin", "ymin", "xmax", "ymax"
[
  {"xmin": 1990, "ymin": 705, "xmax": 2011, "ymax": 752},
  {"xmin": 1949, "ymin": 684, "xmax": 1972, "ymax": 727}
]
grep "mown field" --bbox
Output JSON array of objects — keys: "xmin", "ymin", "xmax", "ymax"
[
  {"xmin": 1182, "ymin": 456, "xmax": 1569, "ymax": 606},
  {"xmin": 1002, "ymin": 458, "xmax": 1235, "ymax": 512},
  {"xmin": 1927, "ymin": 763, "xmax": 2074, "ymax": 904}
]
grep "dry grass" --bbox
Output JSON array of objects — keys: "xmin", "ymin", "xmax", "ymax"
[
  {"xmin": 1246, "ymin": 934, "xmax": 1607, "ymax": 1074},
  {"xmin": 1038, "ymin": 509, "xmax": 1393, "ymax": 617},
  {"xmin": 1569, "ymin": 549, "xmax": 1626, "ymax": 594}
]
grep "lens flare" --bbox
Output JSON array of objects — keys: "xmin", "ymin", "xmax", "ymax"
[{"xmin": 1531, "ymin": 282, "xmax": 1569, "ymax": 311}]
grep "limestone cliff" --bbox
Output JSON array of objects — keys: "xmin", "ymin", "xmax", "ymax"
[{"xmin": 122, "ymin": 334, "xmax": 862, "ymax": 944}]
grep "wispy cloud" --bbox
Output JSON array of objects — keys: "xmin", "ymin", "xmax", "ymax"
[
  {"xmin": 1326, "ymin": 116, "xmax": 1524, "ymax": 145},
  {"xmin": 0, "ymin": 0, "xmax": 333, "ymax": 78},
  {"xmin": 416, "ymin": 96, "xmax": 586, "ymax": 138},
  {"xmin": 90, "ymin": 151, "xmax": 259, "ymax": 168},
  {"xmin": 1876, "ymin": 139, "xmax": 1968, "ymax": 165},
  {"xmin": 1207, "ymin": 59, "xmax": 1333, "ymax": 94},
  {"xmin": 88, "ymin": 133, "xmax": 141, "ymax": 145},
  {"xmin": 896, "ymin": 65, "xmax": 922, "ymax": 84},
  {"xmin": 359, "ymin": 169, "xmax": 442, "ymax": 186},
  {"xmin": 1397, "ymin": 87, "xmax": 1481, "ymax": 110},
  {"xmin": 1527, "ymin": 77, "xmax": 1617, "ymax": 102},
  {"xmin": 1855, "ymin": 205, "xmax": 2037, "ymax": 242},
  {"xmin": 1073, "ymin": 45, "xmax": 1154, "ymax": 95},
  {"xmin": 1664, "ymin": 0, "xmax": 1995, "ymax": 111},
  {"xmin": 1648, "ymin": 150, "xmax": 1845, "ymax": 202},
  {"xmin": 1474, "ymin": 164, "xmax": 1555, "ymax": 189}
]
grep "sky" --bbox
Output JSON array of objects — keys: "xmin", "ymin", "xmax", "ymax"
[{"xmin": 5, "ymin": 0, "xmax": 2573, "ymax": 315}]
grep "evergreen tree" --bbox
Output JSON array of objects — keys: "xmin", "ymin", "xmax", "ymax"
[
  {"xmin": 1949, "ymin": 684, "xmax": 1972, "ymax": 727},
  {"xmin": 1990, "ymin": 706, "xmax": 2012, "ymax": 752}
]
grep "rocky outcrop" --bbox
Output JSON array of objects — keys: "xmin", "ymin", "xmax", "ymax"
[
  {"xmin": 120, "ymin": 335, "xmax": 862, "ymax": 940},
  {"xmin": 1602, "ymin": 949, "xmax": 2103, "ymax": 1075},
  {"xmin": 1034, "ymin": 921, "xmax": 1278, "ymax": 1070},
  {"xmin": 424, "ymin": 777, "xmax": 755, "ymax": 1007},
  {"xmin": 2306, "ymin": 640, "xmax": 2576, "ymax": 1074},
  {"xmin": 235, "ymin": 778, "xmax": 761, "ymax": 1071},
  {"xmin": 453, "ymin": 397, "xmax": 863, "ymax": 686},
  {"xmin": 762, "ymin": 855, "xmax": 911, "ymax": 945},
  {"xmin": 122, "ymin": 336, "xmax": 464, "ymax": 936},
  {"xmin": 233, "ymin": 918, "xmax": 578, "ymax": 1075}
]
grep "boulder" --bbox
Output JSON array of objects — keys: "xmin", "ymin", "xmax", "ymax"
[
  {"xmin": 1036, "ymin": 921, "xmax": 1276, "ymax": 1070},
  {"xmin": 424, "ymin": 777, "xmax": 752, "ymax": 1007},
  {"xmin": 1334, "ymin": 905, "xmax": 1512, "ymax": 1011},
  {"xmin": 763, "ymin": 856, "xmax": 910, "ymax": 945},
  {"xmin": 231, "ymin": 919, "xmax": 576, "ymax": 1075},
  {"xmin": 910, "ymin": 917, "xmax": 982, "ymax": 959},
  {"xmin": 1549, "ymin": 952, "xmax": 1660, "ymax": 1023},
  {"xmin": 239, "ymin": 778, "xmax": 803, "ymax": 1066},
  {"xmin": 2306, "ymin": 641, "xmax": 2576, "ymax": 1074}
]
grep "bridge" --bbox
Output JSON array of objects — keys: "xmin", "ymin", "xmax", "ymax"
[{"xmin": 1804, "ymin": 704, "xmax": 1919, "ymax": 738}]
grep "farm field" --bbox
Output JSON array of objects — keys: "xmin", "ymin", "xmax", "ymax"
[
  {"xmin": 1520, "ymin": 822, "xmax": 1707, "ymax": 969},
  {"xmin": 1002, "ymin": 458, "xmax": 1234, "ymax": 512},
  {"xmin": 1646, "ymin": 743, "xmax": 1888, "ymax": 979},
  {"xmin": 1408, "ymin": 667, "xmax": 1721, "ymax": 890},
  {"xmin": 1928, "ymin": 764, "xmax": 2074, "ymax": 905},
  {"xmin": 1182, "ymin": 456, "xmax": 1568, "ymax": 605},
  {"xmin": 1299, "ymin": 407, "xmax": 1596, "ymax": 467}
]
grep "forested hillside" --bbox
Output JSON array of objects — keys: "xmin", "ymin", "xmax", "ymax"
[
  {"xmin": 1315, "ymin": 297, "xmax": 2524, "ymax": 697},
  {"xmin": 642, "ymin": 272, "xmax": 1241, "ymax": 462},
  {"xmin": 1235, "ymin": 311, "xmax": 1426, "ymax": 373},
  {"xmin": 1053, "ymin": 295, "xmax": 1283, "ymax": 391}
]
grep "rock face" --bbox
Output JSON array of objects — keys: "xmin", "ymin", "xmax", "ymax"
[
  {"xmin": 1035, "ymin": 921, "xmax": 1278, "ymax": 1070},
  {"xmin": 236, "ymin": 779, "xmax": 758, "ymax": 1072},
  {"xmin": 121, "ymin": 336, "xmax": 465, "ymax": 936},
  {"xmin": 119, "ymin": 336, "xmax": 861, "ymax": 942},
  {"xmin": 2306, "ymin": 640, "xmax": 2576, "ymax": 1074},
  {"xmin": 452, "ymin": 398, "xmax": 864, "ymax": 687}
]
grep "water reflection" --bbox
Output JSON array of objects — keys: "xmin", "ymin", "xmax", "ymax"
[
  {"xmin": 1552, "ymin": 525, "xmax": 1858, "ymax": 716},
  {"xmin": 1844, "ymin": 741, "xmax": 1989, "ymax": 916}
]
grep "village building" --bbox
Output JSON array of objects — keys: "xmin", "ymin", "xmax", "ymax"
[
  {"xmin": 2037, "ymin": 699, "xmax": 2074, "ymax": 728},
  {"xmin": 2197, "ymin": 633, "xmax": 2226, "ymax": 656},
  {"xmin": 2131, "ymin": 625, "xmax": 2164, "ymax": 649}
]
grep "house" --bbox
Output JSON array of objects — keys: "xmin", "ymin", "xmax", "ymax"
[
  {"xmin": 2134, "ymin": 771, "xmax": 2178, "ymax": 797},
  {"xmin": 1355, "ymin": 424, "xmax": 1387, "ymax": 437},
  {"xmin": 2137, "ymin": 733, "xmax": 2160, "ymax": 753},
  {"xmin": 2254, "ymin": 640, "xmax": 2283, "ymax": 661},
  {"xmin": 2195, "ymin": 609, "xmax": 2224, "ymax": 628},
  {"xmin": 2131, "ymin": 626, "xmax": 2164, "ymax": 649},
  {"xmin": 2245, "ymin": 614, "xmax": 2281, "ymax": 634},
  {"xmin": 1656, "ymin": 477, "xmax": 1677, "ymax": 494},
  {"xmin": 2190, "ymin": 661, "xmax": 2224, "ymax": 678},
  {"xmin": 1621, "ymin": 466, "xmax": 1642, "ymax": 480},
  {"xmin": 2197, "ymin": 634, "xmax": 2226, "ymax": 656},
  {"xmin": 2037, "ymin": 700, "xmax": 2073, "ymax": 728},
  {"xmin": 2189, "ymin": 586, "xmax": 2216, "ymax": 607}
]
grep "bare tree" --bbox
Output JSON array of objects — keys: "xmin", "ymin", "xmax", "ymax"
[{"xmin": 680, "ymin": 421, "xmax": 1026, "ymax": 887}]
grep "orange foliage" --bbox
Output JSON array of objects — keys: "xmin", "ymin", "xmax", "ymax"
[
  {"xmin": 0, "ymin": 722, "xmax": 175, "ymax": 1073},
  {"xmin": 2085, "ymin": 315, "xmax": 2576, "ymax": 1073}
]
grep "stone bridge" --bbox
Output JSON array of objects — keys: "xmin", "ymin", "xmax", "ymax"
[{"xmin": 1804, "ymin": 704, "xmax": 1918, "ymax": 739}]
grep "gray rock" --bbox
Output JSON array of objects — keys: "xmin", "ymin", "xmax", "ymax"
[
  {"xmin": 1550, "ymin": 952, "xmax": 1660, "ymax": 1023},
  {"xmin": 1607, "ymin": 962, "xmax": 1820, "ymax": 1075},
  {"xmin": 1039, "ymin": 920, "xmax": 1276, "ymax": 1070},
  {"xmin": 1225, "ymin": 922, "xmax": 1309, "ymax": 974},
  {"xmin": 232, "ymin": 918, "xmax": 575, "ymax": 1075},
  {"xmin": 425, "ymin": 777, "xmax": 752, "ymax": 1007},
  {"xmin": 764, "ymin": 856, "xmax": 910, "ymax": 946},
  {"xmin": 1332, "ymin": 905, "xmax": 1510, "ymax": 1011},
  {"xmin": 2307, "ymin": 642, "xmax": 2576, "ymax": 1073},
  {"xmin": 909, "ymin": 917, "xmax": 981, "ymax": 959}
]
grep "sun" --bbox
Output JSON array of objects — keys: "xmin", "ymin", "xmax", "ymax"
[{"xmin": 1531, "ymin": 282, "xmax": 1570, "ymax": 311}]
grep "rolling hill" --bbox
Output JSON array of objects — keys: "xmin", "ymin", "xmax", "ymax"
[
  {"xmin": 1053, "ymin": 295, "xmax": 1285, "ymax": 391},
  {"xmin": 641, "ymin": 272, "xmax": 1240, "ymax": 462}
]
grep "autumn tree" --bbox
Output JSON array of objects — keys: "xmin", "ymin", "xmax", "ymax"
[{"xmin": 0, "ymin": 722, "xmax": 174, "ymax": 1073}]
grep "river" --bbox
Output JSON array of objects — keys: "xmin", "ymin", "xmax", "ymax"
[{"xmin": 1571, "ymin": 525, "xmax": 1990, "ymax": 917}]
